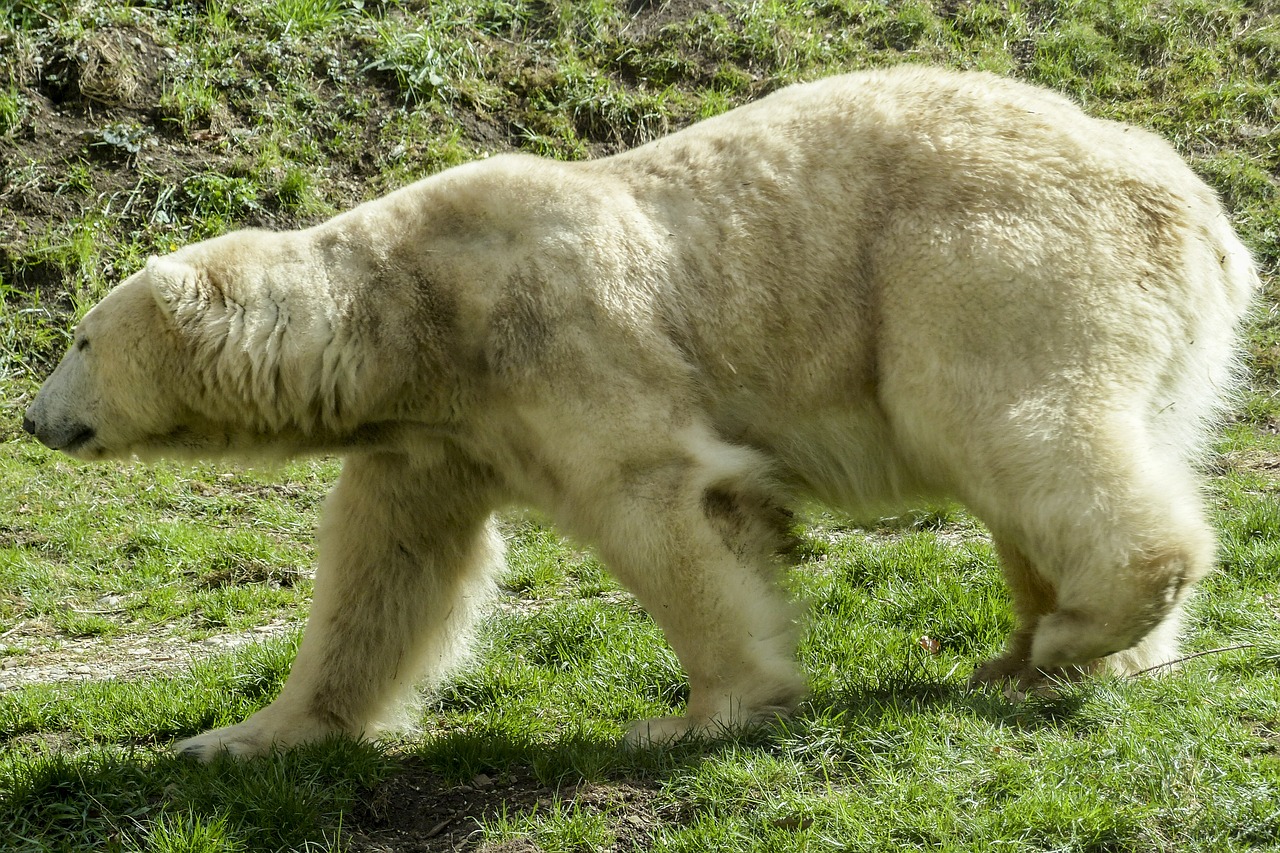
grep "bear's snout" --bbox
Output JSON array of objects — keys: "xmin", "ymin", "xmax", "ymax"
[{"xmin": 22, "ymin": 404, "xmax": 96, "ymax": 453}]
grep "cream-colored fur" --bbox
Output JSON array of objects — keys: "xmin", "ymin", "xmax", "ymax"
[{"xmin": 23, "ymin": 66, "xmax": 1259, "ymax": 758}]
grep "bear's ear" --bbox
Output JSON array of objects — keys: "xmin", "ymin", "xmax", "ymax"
[{"xmin": 146, "ymin": 256, "xmax": 200, "ymax": 325}]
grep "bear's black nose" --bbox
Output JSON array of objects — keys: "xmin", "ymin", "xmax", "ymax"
[{"xmin": 22, "ymin": 415, "xmax": 36, "ymax": 435}]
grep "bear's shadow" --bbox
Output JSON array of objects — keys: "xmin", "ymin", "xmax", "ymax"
[
  {"xmin": 335, "ymin": 682, "xmax": 1096, "ymax": 847},
  {"xmin": 8, "ymin": 682, "xmax": 1094, "ymax": 852},
  {"xmin": 809, "ymin": 675, "xmax": 1094, "ymax": 735}
]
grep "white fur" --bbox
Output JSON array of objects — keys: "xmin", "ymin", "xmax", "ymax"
[{"xmin": 23, "ymin": 66, "xmax": 1259, "ymax": 757}]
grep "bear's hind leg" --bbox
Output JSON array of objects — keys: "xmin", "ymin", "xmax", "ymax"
[
  {"xmin": 175, "ymin": 450, "xmax": 502, "ymax": 760},
  {"xmin": 982, "ymin": 444, "xmax": 1214, "ymax": 682},
  {"xmin": 969, "ymin": 537, "xmax": 1059, "ymax": 685},
  {"xmin": 1102, "ymin": 603, "xmax": 1186, "ymax": 677},
  {"xmin": 1029, "ymin": 534, "xmax": 1207, "ymax": 676}
]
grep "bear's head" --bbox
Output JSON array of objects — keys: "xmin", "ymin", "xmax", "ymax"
[
  {"xmin": 22, "ymin": 231, "xmax": 360, "ymax": 461},
  {"xmin": 22, "ymin": 258, "xmax": 196, "ymax": 461}
]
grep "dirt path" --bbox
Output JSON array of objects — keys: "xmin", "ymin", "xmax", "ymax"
[{"xmin": 0, "ymin": 618, "xmax": 300, "ymax": 691}]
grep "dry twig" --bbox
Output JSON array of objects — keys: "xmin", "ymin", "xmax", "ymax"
[{"xmin": 1128, "ymin": 643, "xmax": 1256, "ymax": 678}]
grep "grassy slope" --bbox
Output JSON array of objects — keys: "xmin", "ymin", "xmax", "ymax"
[{"xmin": 1, "ymin": 0, "xmax": 1279, "ymax": 851}]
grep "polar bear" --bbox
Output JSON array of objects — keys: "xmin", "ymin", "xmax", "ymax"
[{"xmin": 24, "ymin": 66, "xmax": 1258, "ymax": 758}]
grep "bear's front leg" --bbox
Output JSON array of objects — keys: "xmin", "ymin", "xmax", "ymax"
[
  {"xmin": 176, "ymin": 450, "xmax": 503, "ymax": 760},
  {"xmin": 553, "ymin": 427, "xmax": 807, "ymax": 746}
]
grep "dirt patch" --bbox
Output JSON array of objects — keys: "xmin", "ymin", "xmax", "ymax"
[
  {"xmin": 0, "ymin": 1, "xmax": 735, "ymax": 309},
  {"xmin": 39, "ymin": 26, "xmax": 169, "ymax": 109},
  {"xmin": 619, "ymin": 0, "xmax": 725, "ymax": 40},
  {"xmin": 346, "ymin": 760, "xmax": 672, "ymax": 852},
  {"xmin": 0, "ymin": 618, "xmax": 300, "ymax": 692},
  {"xmin": 1218, "ymin": 447, "xmax": 1280, "ymax": 481},
  {"xmin": 2, "ymin": 23, "xmax": 376, "ymax": 307},
  {"xmin": 2, "ymin": 25, "xmax": 225, "ymax": 301}
]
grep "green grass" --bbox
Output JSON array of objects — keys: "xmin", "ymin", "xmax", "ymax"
[
  {"xmin": 3, "ymin": 486, "xmax": 1278, "ymax": 850},
  {"xmin": 2, "ymin": 0, "xmax": 1279, "ymax": 850}
]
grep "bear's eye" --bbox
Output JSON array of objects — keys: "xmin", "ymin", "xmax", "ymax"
[{"xmin": 77, "ymin": 338, "xmax": 90, "ymax": 352}]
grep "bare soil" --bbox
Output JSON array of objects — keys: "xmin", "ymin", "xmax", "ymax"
[
  {"xmin": 348, "ymin": 762, "xmax": 675, "ymax": 852},
  {"xmin": 0, "ymin": 1, "xmax": 726, "ymax": 317},
  {"xmin": 0, "ymin": 617, "xmax": 300, "ymax": 691}
]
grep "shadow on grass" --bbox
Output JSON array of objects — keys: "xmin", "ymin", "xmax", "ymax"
[
  {"xmin": 0, "ymin": 720, "xmax": 704, "ymax": 852},
  {"xmin": 811, "ymin": 673, "xmax": 1094, "ymax": 734},
  {"xmin": 0, "ymin": 737, "xmax": 389, "ymax": 852},
  {"xmin": 339, "ymin": 677, "xmax": 1101, "ymax": 850},
  {"xmin": 348, "ymin": 730, "xmax": 680, "ymax": 853},
  {"xmin": 0, "ymin": 674, "xmax": 1101, "ymax": 852}
]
